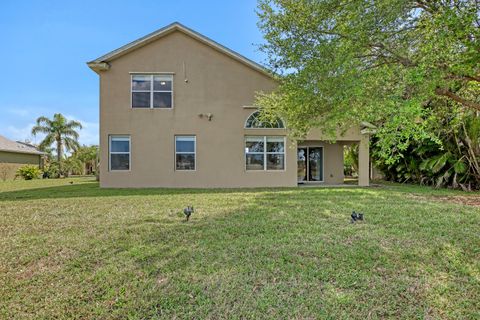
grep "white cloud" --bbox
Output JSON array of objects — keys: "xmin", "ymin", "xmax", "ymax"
[
  {"xmin": 6, "ymin": 108, "xmax": 30, "ymax": 117},
  {"xmin": 62, "ymin": 114, "xmax": 99, "ymax": 146},
  {"xmin": 77, "ymin": 120, "xmax": 99, "ymax": 146},
  {"xmin": 3, "ymin": 115, "xmax": 98, "ymax": 146},
  {"xmin": 5, "ymin": 123, "xmax": 36, "ymax": 143}
]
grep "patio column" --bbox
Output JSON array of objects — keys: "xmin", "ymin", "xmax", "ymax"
[{"xmin": 358, "ymin": 135, "xmax": 370, "ymax": 186}]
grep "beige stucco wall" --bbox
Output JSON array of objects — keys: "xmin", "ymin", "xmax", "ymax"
[
  {"xmin": 0, "ymin": 151, "xmax": 41, "ymax": 180},
  {"xmin": 96, "ymin": 30, "xmax": 367, "ymax": 188}
]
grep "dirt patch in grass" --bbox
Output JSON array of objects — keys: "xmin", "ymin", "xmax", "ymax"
[
  {"xmin": 410, "ymin": 194, "xmax": 480, "ymax": 207},
  {"xmin": 15, "ymin": 248, "xmax": 74, "ymax": 280}
]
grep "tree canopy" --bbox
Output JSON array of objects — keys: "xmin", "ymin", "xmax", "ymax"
[
  {"xmin": 31, "ymin": 113, "xmax": 82, "ymax": 166},
  {"xmin": 256, "ymin": 0, "xmax": 480, "ymax": 139}
]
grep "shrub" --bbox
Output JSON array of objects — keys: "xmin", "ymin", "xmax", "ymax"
[
  {"xmin": 343, "ymin": 145, "xmax": 358, "ymax": 177},
  {"xmin": 16, "ymin": 165, "xmax": 42, "ymax": 180},
  {"xmin": 62, "ymin": 158, "xmax": 83, "ymax": 177},
  {"xmin": 44, "ymin": 162, "xmax": 60, "ymax": 178},
  {"xmin": 0, "ymin": 162, "xmax": 9, "ymax": 181}
]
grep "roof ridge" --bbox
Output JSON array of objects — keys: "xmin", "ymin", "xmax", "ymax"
[{"xmin": 0, "ymin": 134, "xmax": 44, "ymax": 155}]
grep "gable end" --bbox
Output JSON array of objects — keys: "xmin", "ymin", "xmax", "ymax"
[{"xmin": 87, "ymin": 22, "xmax": 273, "ymax": 78}]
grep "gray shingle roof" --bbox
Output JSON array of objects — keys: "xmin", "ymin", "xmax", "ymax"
[{"xmin": 0, "ymin": 135, "xmax": 44, "ymax": 155}]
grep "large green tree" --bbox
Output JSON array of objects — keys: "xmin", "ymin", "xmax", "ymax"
[
  {"xmin": 71, "ymin": 145, "xmax": 99, "ymax": 175},
  {"xmin": 31, "ymin": 113, "xmax": 82, "ymax": 171},
  {"xmin": 256, "ymin": 0, "xmax": 479, "ymax": 142}
]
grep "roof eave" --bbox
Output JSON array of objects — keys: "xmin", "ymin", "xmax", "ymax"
[
  {"xmin": 87, "ymin": 62, "xmax": 110, "ymax": 73},
  {"xmin": 86, "ymin": 22, "xmax": 273, "ymax": 78},
  {"xmin": 0, "ymin": 148, "xmax": 44, "ymax": 156}
]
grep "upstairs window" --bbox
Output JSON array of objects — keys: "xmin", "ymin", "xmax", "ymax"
[
  {"xmin": 245, "ymin": 111, "xmax": 284, "ymax": 128},
  {"xmin": 132, "ymin": 74, "xmax": 173, "ymax": 108}
]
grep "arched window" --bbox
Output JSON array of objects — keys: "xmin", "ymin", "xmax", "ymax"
[{"xmin": 245, "ymin": 111, "xmax": 285, "ymax": 129}]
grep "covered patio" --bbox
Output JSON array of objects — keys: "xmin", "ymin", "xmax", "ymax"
[{"xmin": 296, "ymin": 127, "xmax": 370, "ymax": 187}]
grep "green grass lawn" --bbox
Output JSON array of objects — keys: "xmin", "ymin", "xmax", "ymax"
[{"xmin": 1, "ymin": 178, "xmax": 479, "ymax": 319}]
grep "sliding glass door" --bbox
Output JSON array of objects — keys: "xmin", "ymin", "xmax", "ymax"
[
  {"xmin": 297, "ymin": 148, "xmax": 308, "ymax": 182},
  {"xmin": 297, "ymin": 147, "xmax": 324, "ymax": 183}
]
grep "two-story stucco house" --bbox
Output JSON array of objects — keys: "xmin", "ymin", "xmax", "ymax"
[{"xmin": 87, "ymin": 22, "xmax": 370, "ymax": 188}]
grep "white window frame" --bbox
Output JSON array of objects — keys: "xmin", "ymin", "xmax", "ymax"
[
  {"xmin": 244, "ymin": 110, "xmax": 285, "ymax": 129},
  {"xmin": 245, "ymin": 136, "xmax": 286, "ymax": 171},
  {"xmin": 245, "ymin": 136, "xmax": 265, "ymax": 171},
  {"xmin": 175, "ymin": 135, "xmax": 196, "ymax": 171},
  {"xmin": 131, "ymin": 74, "xmax": 173, "ymax": 109},
  {"xmin": 109, "ymin": 135, "xmax": 131, "ymax": 172}
]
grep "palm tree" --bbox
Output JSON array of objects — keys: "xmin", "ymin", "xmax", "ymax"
[{"xmin": 31, "ymin": 113, "xmax": 82, "ymax": 173}]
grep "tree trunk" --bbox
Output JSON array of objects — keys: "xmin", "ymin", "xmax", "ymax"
[
  {"xmin": 435, "ymin": 88, "xmax": 480, "ymax": 111},
  {"xmin": 462, "ymin": 123, "xmax": 480, "ymax": 178},
  {"xmin": 57, "ymin": 138, "xmax": 63, "ymax": 176}
]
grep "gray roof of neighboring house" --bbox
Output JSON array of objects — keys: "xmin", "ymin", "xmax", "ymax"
[
  {"xmin": 0, "ymin": 135, "xmax": 44, "ymax": 155},
  {"xmin": 87, "ymin": 22, "xmax": 273, "ymax": 78}
]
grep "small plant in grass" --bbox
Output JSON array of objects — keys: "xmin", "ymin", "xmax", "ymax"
[
  {"xmin": 0, "ymin": 162, "xmax": 9, "ymax": 181},
  {"xmin": 16, "ymin": 165, "xmax": 42, "ymax": 180}
]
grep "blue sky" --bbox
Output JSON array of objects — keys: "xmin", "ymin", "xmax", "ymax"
[{"xmin": 0, "ymin": 0, "xmax": 266, "ymax": 146}]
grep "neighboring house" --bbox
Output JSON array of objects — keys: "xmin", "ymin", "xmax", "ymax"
[
  {"xmin": 88, "ymin": 22, "xmax": 370, "ymax": 188},
  {"xmin": 0, "ymin": 135, "xmax": 43, "ymax": 180}
]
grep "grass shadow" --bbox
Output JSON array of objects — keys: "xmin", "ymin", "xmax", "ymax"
[{"xmin": 0, "ymin": 179, "xmax": 387, "ymax": 202}]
